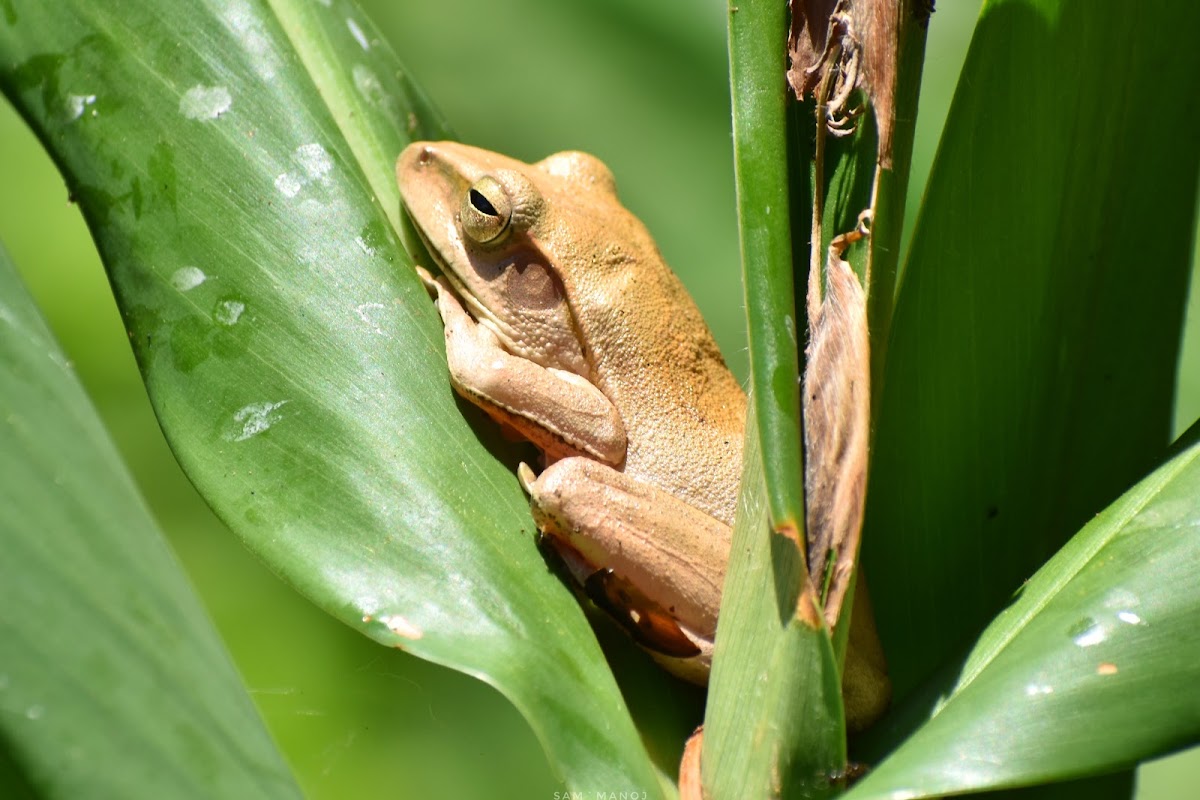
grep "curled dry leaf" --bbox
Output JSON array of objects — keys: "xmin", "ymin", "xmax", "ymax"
[
  {"xmin": 787, "ymin": 0, "xmax": 842, "ymax": 101},
  {"xmin": 786, "ymin": 0, "xmax": 934, "ymax": 167},
  {"xmin": 787, "ymin": 0, "xmax": 844, "ymax": 105},
  {"xmin": 802, "ymin": 227, "xmax": 870, "ymax": 629}
]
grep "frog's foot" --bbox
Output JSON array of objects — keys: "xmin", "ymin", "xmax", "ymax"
[
  {"xmin": 434, "ymin": 292, "xmax": 626, "ymax": 465},
  {"xmin": 413, "ymin": 264, "xmax": 439, "ymax": 296}
]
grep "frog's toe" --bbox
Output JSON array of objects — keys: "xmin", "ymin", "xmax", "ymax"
[
  {"xmin": 413, "ymin": 264, "xmax": 439, "ymax": 295},
  {"xmin": 517, "ymin": 462, "xmax": 538, "ymax": 494}
]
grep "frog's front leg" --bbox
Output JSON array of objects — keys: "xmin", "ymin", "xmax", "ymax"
[
  {"xmin": 519, "ymin": 457, "xmax": 731, "ymax": 685},
  {"xmin": 420, "ymin": 270, "xmax": 627, "ymax": 465}
]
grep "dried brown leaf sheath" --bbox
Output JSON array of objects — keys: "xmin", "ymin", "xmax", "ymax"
[
  {"xmin": 802, "ymin": 230, "xmax": 870, "ymax": 629},
  {"xmin": 787, "ymin": 0, "xmax": 901, "ymax": 167},
  {"xmin": 787, "ymin": 0, "xmax": 843, "ymax": 100}
]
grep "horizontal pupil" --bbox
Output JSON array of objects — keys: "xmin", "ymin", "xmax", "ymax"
[{"xmin": 469, "ymin": 188, "xmax": 499, "ymax": 217}]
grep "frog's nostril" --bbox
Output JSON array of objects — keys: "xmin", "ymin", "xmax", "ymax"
[{"xmin": 416, "ymin": 146, "xmax": 434, "ymax": 166}]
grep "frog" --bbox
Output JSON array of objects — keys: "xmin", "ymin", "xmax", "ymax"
[
  {"xmin": 395, "ymin": 143, "xmax": 894, "ymax": 726},
  {"xmin": 397, "ymin": 141, "xmax": 745, "ymax": 684}
]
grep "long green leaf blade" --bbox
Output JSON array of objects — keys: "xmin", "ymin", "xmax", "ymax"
[
  {"xmin": 0, "ymin": 1, "xmax": 661, "ymax": 792},
  {"xmin": 731, "ymin": 0, "xmax": 803, "ymax": 537},
  {"xmin": 0, "ymin": 244, "xmax": 300, "ymax": 799},
  {"xmin": 702, "ymin": 2, "xmax": 845, "ymax": 794},
  {"xmin": 864, "ymin": 0, "xmax": 1200, "ymax": 700},
  {"xmin": 847, "ymin": 424, "xmax": 1200, "ymax": 797}
]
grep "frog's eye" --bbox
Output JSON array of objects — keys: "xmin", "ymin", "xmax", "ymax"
[{"xmin": 460, "ymin": 176, "xmax": 512, "ymax": 244}]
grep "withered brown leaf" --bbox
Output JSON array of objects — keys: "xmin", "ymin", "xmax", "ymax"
[
  {"xmin": 802, "ymin": 229, "xmax": 870, "ymax": 629},
  {"xmin": 787, "ymin": 0, "xmax": 907, "ymax": 167}
]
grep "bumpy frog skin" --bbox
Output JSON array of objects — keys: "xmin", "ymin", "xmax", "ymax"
[{"xmin": 397, "ymin": 141, "xmax": 745, "ymax": 682}]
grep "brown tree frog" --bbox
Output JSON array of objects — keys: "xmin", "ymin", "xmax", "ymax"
[
  {"xmin": 397, "ymin": 140, "xmax": 895, "ymax": 731},
  {"xmin": 397, "ymin": 141, "xmax": 745, "ymax": 683}
]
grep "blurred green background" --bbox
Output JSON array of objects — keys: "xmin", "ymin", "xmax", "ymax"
[{"xmin": 1, "ymin": 0, "xmax": 1196, "ymax": 797}]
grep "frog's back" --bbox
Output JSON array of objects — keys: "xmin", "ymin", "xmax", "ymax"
[{"xmin": 551, "ymin": 211, "xmax": 746, "ymax": 526}]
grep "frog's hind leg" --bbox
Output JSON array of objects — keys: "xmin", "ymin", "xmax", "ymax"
[{"xmin": 520, "ymin": 457, "xmax": 732, "ymax": 685}]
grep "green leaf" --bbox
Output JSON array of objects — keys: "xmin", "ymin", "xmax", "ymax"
[
  {"xmin": 704, "ymin": 414, "xmax": 845, "ymax": 799},
  {"xmin": 701, "ymin": 2, "xmax": 845, "ymax": 794},
  {"xmin": 732, "ymin": 0, "xmax": 804, "ymax": 535},
  {"xmin": 859, "ymin": 11, "xmax": 927, "ymax": 391},
  {"xmin": 0, "ymin": 1, "xmax": 661, "ymax": 792},
  {"xmin": 0, "ymin": 243, "xmax": 300, "ymax": 799},
  {"xmin": 864, "ymin": 0, "xmax": 1200, "ymax": 702},
  {"xmin": 264, "ymin": 0, "xmax": 452, "ymax": 236},
  {"xmin": 846, "ymin": 423, "xmax": 1200, "ymax": 798}
]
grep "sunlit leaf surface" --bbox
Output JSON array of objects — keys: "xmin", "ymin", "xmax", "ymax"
[{"xmin": 0, "ymin": 1, "xmax": 661, "ymax": 792}]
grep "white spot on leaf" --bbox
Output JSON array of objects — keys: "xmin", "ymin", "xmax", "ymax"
[
  {"xmin": 274, "ymin": 172, "xmax": 302, "ymax": 198},
  {"xmin": 352, "ymin": 63, "xmax": 379, "ymax": 94},
  {"xmin": 65, "ymin": 93, "xmax": 96, "ymax": 121},
  {"xmin": 171, "ymin": 266, "xmax": 207, "ymax": 291},
  {"xmin": 179, "ymin": 85, "xmax": 232, "ymax": 120},
  {"xmin": 221, "ymin": 1, "xmax": 279, "ymax": 79},
  {"xmin": 295, "ymin": 143, "xmax": 333, "ymax": 179},
  {"xmin": 225, "ymin": 401, "xmax": 290, "ymax": 442},
  {"xmin": 354, "ymin": 236, "xmax": 376, "ymax": 256},
  {"xmin": 1072, "ymin": 621, "xmax": 1106, "ymax": 648},
  {"xmin": 214, "ymin": 300, "xmax": 245, "ymax": 326},
  {"xmin": 346, "ymin": 17, "xmax": 369, "ymax": 50},
  {"xmin": 354, "ymin": 303, "xmax": 388, "ymax": 336}
]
